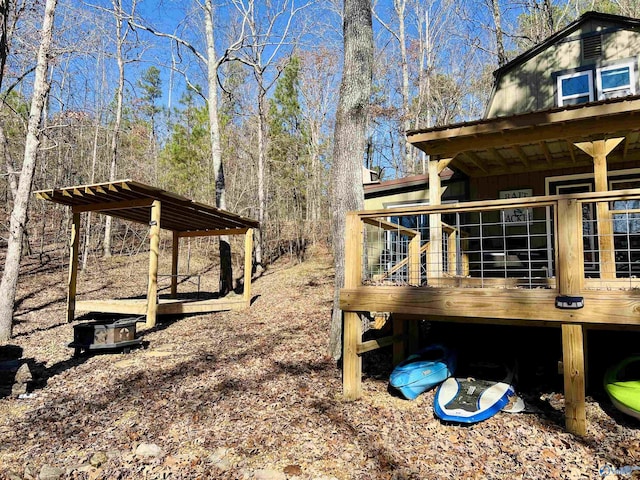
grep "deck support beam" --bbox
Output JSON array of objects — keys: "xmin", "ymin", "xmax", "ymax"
[
  {"xmin": 343, "ymin": 312, "xmax": 363, "ymax": 400},
  {"xmin": 146, "ymin": 200, "xmax": 161, "ymax": 328},
  {"xmin": 562, "ymin": 324, "xmax": 587, "ymax": 436},
  {"xmin": 343, "ymin": 213, "xmax": 364, "ymax": 400},
  {"xmin": 67, "ymin": 212, "xmax": 80, "ymax": 323}
]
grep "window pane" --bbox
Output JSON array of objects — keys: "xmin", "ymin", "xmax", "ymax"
[
  {"xmin": 562, "ymin": 95, "xmax": 590, "ymax": 105},
  {"xmin": 562, "ymin": 74, "xmax": 590, "ymax": 96},
  {"xmin": 601, "ymin": 67, "xmax": 630, "ymax": 90}
]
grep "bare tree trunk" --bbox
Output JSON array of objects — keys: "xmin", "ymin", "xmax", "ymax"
[
  {"xmin": 374, "ymin": 0, "xmax": 412, "ymax": 174},
  {"xmin": 489, "ymin": 0, "xmax": 507, "ymax": 66},
  {"xmin": 0, "ymin": 0, "xmax": 57, "ymax": 342},
  {"xmin": 82, "ymin": 117, "xmax": 101, "ymax": 270},
  {"xmin": 204, "ymin": 0, "xmax": 233, "ymax": 295},
  {"xmin": 394, "ymin": 0, "xmax": 412, "ymax": 175},
  {"xmin": 0, "ymin": 0, "xmax": 10, "ymax": 92},
  {"xmin": 0, "ymin": 0, "xmax": 16, "ymax": 202},
  {"xmin": 103, "ymin": 0, "xmax": 128, "ymax": 258},
  {"xmin": 328, "ymin": 0, "xmax": 373, "ymax": 359},
  {"xmin": 542, "ymin": 0, "xmax": 554, "ymax": 34},
  {"xmin": 230, "ymin": 0, "xmax": 310, "ymax": 270},
  {"xmin": 255, "ymin": 87, "xmax": 267, "ymax": 269},
  {"xmin": 0, "ymin": 122, "xmax": 17, "ymax": 201}
]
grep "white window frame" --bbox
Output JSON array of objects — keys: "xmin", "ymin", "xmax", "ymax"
[
  {"xmin": 557, "ymin": 70, "xmax": 594, "ymax": 106},
  {"xmin": 596, "ymin": 62, "xmax": 636, "ymax": 100}
]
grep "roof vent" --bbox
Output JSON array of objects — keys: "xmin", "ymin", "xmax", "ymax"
[{"xmin": 582, "ymin": 34, "xmax": 602, "ymax": 59}]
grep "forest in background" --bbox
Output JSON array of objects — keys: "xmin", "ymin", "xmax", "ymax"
[{"xmin": 1, "ymin": 0, "xmax": 639, "ymax": 269}]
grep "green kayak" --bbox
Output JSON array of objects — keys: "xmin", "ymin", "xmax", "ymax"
[{"xmin": 604, "ymin": 356, "xmax": 640, "ymax": 420}]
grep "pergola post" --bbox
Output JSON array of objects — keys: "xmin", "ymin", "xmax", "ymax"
[
  {"xmin": 170, "ymin": 231, "xmax": 179, "ymax": 298},
  {"xmin": 243, "ymin": 228, "xmax": 254, "ymax": 305},
  {"xmin": 67, "ymin": 211, "xmax": 80, "ymax": 323},
  {"xmin": 146, "ymin": 200, "xmax": 161, "ymax": 328},
  {"xmin": 574, "ymin": 138, "xmax": 624, "ymax": 279}
]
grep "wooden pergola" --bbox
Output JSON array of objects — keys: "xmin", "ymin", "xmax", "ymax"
[{"xmin": 35, "ymin": 180, "xmax": 259, "ymax": 328}]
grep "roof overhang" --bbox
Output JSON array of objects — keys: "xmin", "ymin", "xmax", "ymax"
[
  {"xmin": 35, "ymin": 180, "xmax": 259, "ymax": 234},
  {"xmin": 407, "ymin": 96, "xmax": 640, "ymax": 177}
]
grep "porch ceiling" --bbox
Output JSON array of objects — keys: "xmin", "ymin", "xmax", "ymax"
[
  {"xmin": 34, "ymin": 179, "xmax": 259, "ymax": 233},
  {"xmin": 407, "ymin": 95, "xmax": 640, "ymax": 177}
]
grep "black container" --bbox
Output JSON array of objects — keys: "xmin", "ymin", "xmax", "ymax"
[{"xmin": 69, "ymin": 317, "xmax": 143, "ymax": 356}]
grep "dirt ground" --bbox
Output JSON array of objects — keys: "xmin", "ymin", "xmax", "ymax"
[{"xmin": 0, "ymin": 243, "xmax": 639, "ymax": 479}]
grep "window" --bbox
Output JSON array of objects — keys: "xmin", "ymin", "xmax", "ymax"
[
  {"xmin": 611, "ymin": 178, "xmax": 640, "ymax": 234},
  {"xmin": 557, "ymin": 71, "xmax": 593, "ymax": 106},
  {"xmin": 597, "ymin": 63, "xmax": 635, "ymax": 100},
  {"xmin": 556, "ymin": 62, "xmax": 637, "ymax": 106}
]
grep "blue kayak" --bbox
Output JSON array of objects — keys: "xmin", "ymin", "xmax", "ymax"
[{"xmin": 390, "ymin": 345, "xmax": 456, "ymax": 400}]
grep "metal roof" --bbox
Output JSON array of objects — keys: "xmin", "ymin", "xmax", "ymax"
[
  {"xmin": 406, "ymin": 95, "xmax": 640, "ymax": 177},
  {"xmin": 35, "ymin": 179, "xmax": 259, "ymax": 233}
]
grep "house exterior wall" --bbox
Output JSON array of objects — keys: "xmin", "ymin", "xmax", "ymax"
[
  {"xmin": 486, "ymin": 19, "xmax": 640, "ymax": 118},
  {"xmin": 364, "ymin": 189, "xmax": 430, "ymax": 210},
  {"xmin": 470, "ymin": 162, "xmax": 640, "ymax": 200}
]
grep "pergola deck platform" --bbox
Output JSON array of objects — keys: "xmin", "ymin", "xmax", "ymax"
[
  {"xmin": 35, "ymin": 179, "xmax": 259, "ymax": 327},
  {"xmin": 76, "ymin": 296, "xmax": 249, "ymax": 316}
]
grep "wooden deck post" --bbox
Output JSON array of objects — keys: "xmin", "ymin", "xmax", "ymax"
[
  {"xmin": 343, "ymin": 212, "xmax": 363, "ymax": 400},
  {"xmin": 344, "ymin": 312, "xmax": 363, "ymax": 400},
  {"xmin": 574, "ymin": 138, "xmax": 624, "ymax": 279},
  {"xmin": 557, "ymin": 198, "xmax": 586, "ymax": 436},
  {"xmin": 146, "ymin": 200, "xmax": 161, "ymax": 328},
  {"xmin": 170, "ymin": 231, "xmax": 179, "ymax": 298},
  {"xmin": 243, "ymin": 228, "xmax": 254, "ymax": 305},
  {"xmin": 447, "ymin": 229, "xmax": 458, "ymax": 275},
  {"xmin": 562, "ymin": 324, "xmax": 587, "ymax": 436},
  {"xmin": 557, "ymin": 199, "xmax": 584, "ymax": 293},
  {"xmin": 408, "ymin": 232, "xmax": 421, "ymax": 286},
  {"xmin": 428, "ymin": 159, "xmax": 442, "ymax": 285},
  {"xmin": 67, "ymin": 212, "xmax": 80, "ymax": 323}
]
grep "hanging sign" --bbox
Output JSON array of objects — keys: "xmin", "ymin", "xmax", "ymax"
[{"xmin": 499, "ymin": 188, "xmax": 533, "ymax": 224}]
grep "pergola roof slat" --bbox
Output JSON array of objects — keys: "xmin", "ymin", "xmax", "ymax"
[{"xmin": 35, "ymin": 179, "xmax": 259, "ymax": 233}]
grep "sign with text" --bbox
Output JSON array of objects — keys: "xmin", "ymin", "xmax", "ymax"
[{"xmin": 499, "ymin": 188, "xmax": 533, "ymax": 224}]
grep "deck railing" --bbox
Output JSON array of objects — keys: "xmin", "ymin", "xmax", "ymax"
[{"xmin": 354, "ymin": 189, "xmax": 640, "ymax": 292}]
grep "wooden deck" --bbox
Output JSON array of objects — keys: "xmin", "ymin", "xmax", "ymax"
[{"xmin": 340, "ymin": 190, "xmax": 640, "ymax": 437}]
